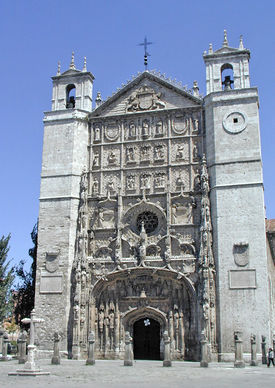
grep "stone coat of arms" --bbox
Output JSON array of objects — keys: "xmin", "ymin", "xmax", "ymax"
[{"xmin": 127, "ymin": 85, "xmax": 165, "ymax": 112}]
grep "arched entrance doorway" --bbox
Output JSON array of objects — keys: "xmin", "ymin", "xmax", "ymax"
[{"xmin": 133, "ymin": 317, "xmax": 160, "ymax": 360}]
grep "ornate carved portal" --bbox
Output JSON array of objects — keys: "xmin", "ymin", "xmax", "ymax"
[{"xmin": 80, "ymin": 268, "xmax": 198, "ymax": 360}]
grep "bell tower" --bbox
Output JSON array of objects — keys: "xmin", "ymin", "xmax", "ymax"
[
  {"xmin": 34, "ymin": 54, "xmax": 94, "ymax": 356},
  {"xmin": 204, "ymin": 32, "xmax": 270, "ymax": 360}
]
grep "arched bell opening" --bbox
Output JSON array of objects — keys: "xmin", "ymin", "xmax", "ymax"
[
  {"xmin": 66, "ymin": 84, "xmax": 76, "ymax": 108},
  {"xmin": 221, "ymin": 63, "xmax": 234, "ymax": 91}
]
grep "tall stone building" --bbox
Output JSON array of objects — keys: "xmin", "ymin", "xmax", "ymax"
[{"xmin": 35, "ymin": 32, "xmax": 274, "ymax": 361}]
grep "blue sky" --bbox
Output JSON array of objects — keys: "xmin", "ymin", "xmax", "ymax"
[{"xmin": 0, "ymin": 0, "xmax": 274, "ymax": 270}]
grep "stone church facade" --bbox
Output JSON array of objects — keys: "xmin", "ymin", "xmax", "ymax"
[{"xmin": 34, "ymin": 32, "xmax": 274, "ymax": 361}]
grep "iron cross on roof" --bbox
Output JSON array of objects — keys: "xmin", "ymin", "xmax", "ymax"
[{"xmin": 138, "ymin": 36, "xmax": 153, "ymax": 70}]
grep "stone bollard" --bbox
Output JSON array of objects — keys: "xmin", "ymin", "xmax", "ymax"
[
  {"xmin": 250, "ymin": 334, "xmax": 258, "ymax": 366},
  {"xmin": 124, "ymin": 331, "xmax": 133, "ymax": 366},
  {"xmin": 234, "ymin": 331, "xmax": 245, "ymax": 368},
  {"xmin": 86, "ymin": 331, "xmax": 95, "ymax": 365},
  {"xmin": 163, "ymin": 331, "xmax": 172, "ymax": 367},
  {"xmin": 261, "ymin": 335, "xmax": 267, "ymax": 364},
  {"xmin": 0, "ymin": 328, "xmax": 4, "ymax": 354},
  {"xmin": 200, "ymin": 331, "xmax": 208, "ymax": 368},
  {"xmin": 17, "ymin": 330, "xmax": 27, "ymax": 364},
  {"xmin": 1, "ymin": 332, "xmax": 9, "ymax": 361},
  {"xmin": 51, "ymin": 332, "xmax": 61, "ymax": 365}
]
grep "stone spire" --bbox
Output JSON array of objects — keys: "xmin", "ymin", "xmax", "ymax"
[
  {"xmin": 223, "ymin": 29, "xmax": 228, "ymax": 47},
  {"xmin": 82, "ymin": 57, "xmax": 87, "ymax": 72},
  {"xmin": 70, "ymin": 51, "xmax": 76, "ymax": 70},
  {"xmin": 57, "ymin": 61, "xmax": 61, "ymax": 76},
  {"xmin": 239, "ymin": 35, "xmax": 244, "ymax": 50}
]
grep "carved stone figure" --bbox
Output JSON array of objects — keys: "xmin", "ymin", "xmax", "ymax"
[
  {"xmin": 154, "ymin": 145, "xmax": 164, "ymax": 160},
  {"xmin": 141, "ymin": 146, "xmax": 150, "ymax": 161},
  {"xmin": 176, "ymin": 144, "xmax": 185, "ymax": 160},
  {"xmin": 106, "ymin": 178, "xmax": 115, "ymax": 193},
  {"xmin": 126, "ymin": 147, "xmax": 135, "ymax": 162},
  {"xmin": 108, "ymin": 151, "xmax": 117, "ymax": 165},
  {"xmin": 93, "ymin": 151, "xmax": 99, "ymax": 167},
  {"xmin": 142, "ymin": 120, "xmax": 150, "ymax": 136},
  {"xmin": 129, "ymin": 122, "xmax": 136, "ymax": 137},
  {"xmin": 126, "ymin": 175, "xmax": 136, "ymax": 190},
  {"xmin": 155, "ymin": 120, "xmax": 163, "ymax": 135},
  {"xmin": 141, "ymin": 174, "xmax": 150, "ymax": 189},
  {"xmin": 94, "ymin": 126, "xmax": 101, "ymax": 141}
]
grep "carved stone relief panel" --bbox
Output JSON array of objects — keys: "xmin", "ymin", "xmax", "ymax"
[
  {"xmin": 104, "ymin": 120, "xmax": 121, "ymax": 142},
  {"xmin": 127, "ymin": 84, "xmax": 166, "ymax": 113},
  {"xmin": 233, "ymin": 243, "xmax": 249, "ymax": 266},
  {"xmin": 92, "ymin": 147, "xmax": 101, "ymax": 169},
  {"xmin": 171, "ymin": 113, "xmax": 190, "ymax": 136},
  {"xmin": 125, "ymin": 146, "xmax": 137, "ymax": 165},
  {"xmin": 190, "ymin": 112, "xmax": 201, "ymax": 134},
  {"xmin": 171, "ymin": 167, "xmax": 189, "ymax": 192},
  {"xmin": 125, "ymin": 120, "xmax": 138, "ymax": 140},
  {"xmin": 154, "ymin": 117, "xmax": 167, "ymax": 137},
  {"xmin": 171, "ymin": 194, "xmax": 196, "ymax": 225},
  {"xmin": 91, "ymin": 173, "xmax": 100, "ymax": 196},
  {"xmin": 141, "ymin": 118, "xmax": 151, "ymax": 138},
  {"xmin": 140, "ymin": 173, "xmax": 151, "ymax": 190},
  {"xmin": 154, "ymin": 143, "xmax": 166, "ymax": 163},
  {"xmin": 102, "ymin": 146, "xmax": 120, "ymax": 168},
  {"xmin": 102, "ymin": 172, "xmax": 120, "ymax": 195},
  {"xmin": 125, "ymin": 174, "xmax": 137, "ymax": 191},
  {"xmin": 154, "ymin": 171, "xmax": 166, "ymax": 190},
  {"xmin": 140, "ymin": 145, "xmax": 151, "ymax": 163},
  {"xmin": 171, "ymin": 139, "xmax": 189, "ymax": 163}
]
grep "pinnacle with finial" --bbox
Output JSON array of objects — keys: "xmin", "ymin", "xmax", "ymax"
[
  {"xmin": 239, "ymin": 35, "xmax": 244, "ymax": 49},
  {"xmin": 70, "ymin": 51, "xmax": 76, "ymax": 70},
  {"xmin": 82, "ymin": 56, "xmax": 87, "ymax": 72},
  {"xmin": 208, "ymin": 43, "xmax": 213, "ymax": 54},
  {"xmin": 57, "ymin": 61, "xmax": 61, "ymax": 76},
  {"xmin": 223, "ymin": 29, "xmax": 228, "ymax": 47}
]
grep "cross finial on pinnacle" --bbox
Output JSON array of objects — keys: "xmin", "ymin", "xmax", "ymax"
[{"xmin": 138, "ymin": 36, "xmax": 153, "ymax": 70}]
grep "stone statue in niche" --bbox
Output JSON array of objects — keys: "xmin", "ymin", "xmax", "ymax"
[
  {"xmin": 140, "ymin": 174, "xmax": 151, "ymax": 189},
  {"xmin": 93, "ymin": 151, "xmax": 100, "ymax": 167},
  {"xmin": 193, "ymin": 119, "xmax": 199, "ymax": 133},
  {"xmin": 155, "ymin": 119, "xmax": 164, "ymax": 136},
  {"xmin": 176, "ymin": 175, "xmax": 185, "ymax": 190},
  {"xmin": 193, "ymin": 174, "xmax": 201, "ymax": 192},
  {"xmin": 155, "ymin": 173, "xmax": 165, "ymax": 188},
  {"xmin": 193, "ymin": 144, "xmax": 199, "ymax": 161},
  {"xmin": 141, "ymin": 146, "xmax": 150, "ymax": 161},
  {"xmin": 176, "ymin": 144, "xmax": 186, "ymax": 160},
  {"xmin": 108, "ymin": 151, "xmax": 117, "ymax": 165},
  {"xmin": 94, "ymin": 126, "xmax": 101, "ymax": 141},
  {"xmin": 154, "ymin": 145, "xmax": 164, "ymax": 160},
  {"xmin": 126, "ymin": 175, "xmax": 136, "ymax": 190},
  {"xmin": 129, "ymin": 122, "xmax": 136, "ymax": 138},
  {"xmin": 106, "ymin": 178, "xmax": 115, "ymax": 193},
  {"xmin": 126, "ymin": 147, "xmax": 135, "ymax": 162},
  {"xmin": 142, "ymin": 120, "xmax": 150, "ymax": 137},
  {"xmin": 96, "ymin": 205, "xmax": 115, "ymax": 229},
  {"xmin": 92, "ymin": 178, "xmax": 99, "ymax": 195},
  {"xmin": 138, "ymin": 221, "xmax": 147, "ymax": 267}
]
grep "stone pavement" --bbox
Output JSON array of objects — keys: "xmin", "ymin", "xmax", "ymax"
[{"xmin": 1, "ymin": 359, "xmax": 274, "ymax": 388}]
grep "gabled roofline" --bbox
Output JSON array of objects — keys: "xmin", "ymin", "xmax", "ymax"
[{"xmin": 89, "ymin": 71, "xmax": 202, "ymax": 117}]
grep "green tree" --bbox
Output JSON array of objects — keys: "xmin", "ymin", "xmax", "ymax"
[
  {"xmin": 14, "ymin": 223, "xmax": 37, "ymax": 325},
  {"xmin": 0, "ymin": 234, "xmax": 14, "ymax": 323}
]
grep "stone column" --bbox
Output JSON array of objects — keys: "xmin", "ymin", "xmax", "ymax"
[
  {"xmin": 17, "ymin": 331, "xmax": 27, "ymax": 364},
  {"xmin": 163, "ymin": 331, "xmax": 172, "ymax": 367},
  {"xmin": 234, "ymin": 331, "xmax": 245, "ymax": 368},
  {"xmin": 261, "ymin": 335, "xmax": 267, "ymax": 364},
  {"xmin": 86, "ymin": 331, "xmax": 95, "ymax": 365},
  {"xmin": 250, "ymin": 334, "xmax": 258, "ymax": 366},
  {"xmin": 124, "ymin": 331, "xmax": 133, "ymax": 366},
  {"xmin": 200, "ymin": 331, "xmax": 208, "ymax": 368},
  {"xmin": 51, "ymin": 332, "xmax": 61, "ymax": 365},
  {"xmin": 0, "ymin": 332, "xmax": 9, "ymax": 361}
]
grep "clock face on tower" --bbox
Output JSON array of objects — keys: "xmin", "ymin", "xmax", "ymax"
[{"xmin": 222, "ymin": 111, "xmax": 247, "ymax": 134}]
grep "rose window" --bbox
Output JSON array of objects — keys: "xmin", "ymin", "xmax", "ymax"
[{"xmin": 137, "ymin": 211, "xmax": 158, "ymax": 234}]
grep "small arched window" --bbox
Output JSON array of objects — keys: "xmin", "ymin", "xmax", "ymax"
[
  {"xmin": 66, "ymin": 84, "xmax": 76, "ymax": 108},
  {"xmin": 221, "ymin": 63, "xmax": 234, "ymax": 91}
]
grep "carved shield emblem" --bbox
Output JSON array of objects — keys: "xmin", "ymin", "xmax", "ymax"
[
  {"xmin": 45, "ymin": 253, "xmax": 59, "ymax": 273},
  {"xmin": 139, "ymin": 92, "xmax": 153, "ymax": 110},
  {"xmin": 233, "ymin": 243, "xmax": 249, "ymax": 267},
  {"xmin": 172, "ymin": 115, "xmax": 189, "ymax": 134},
  {"xmin": 105, "ymin": 122, "xmax": 120, "ymax": 141}
]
